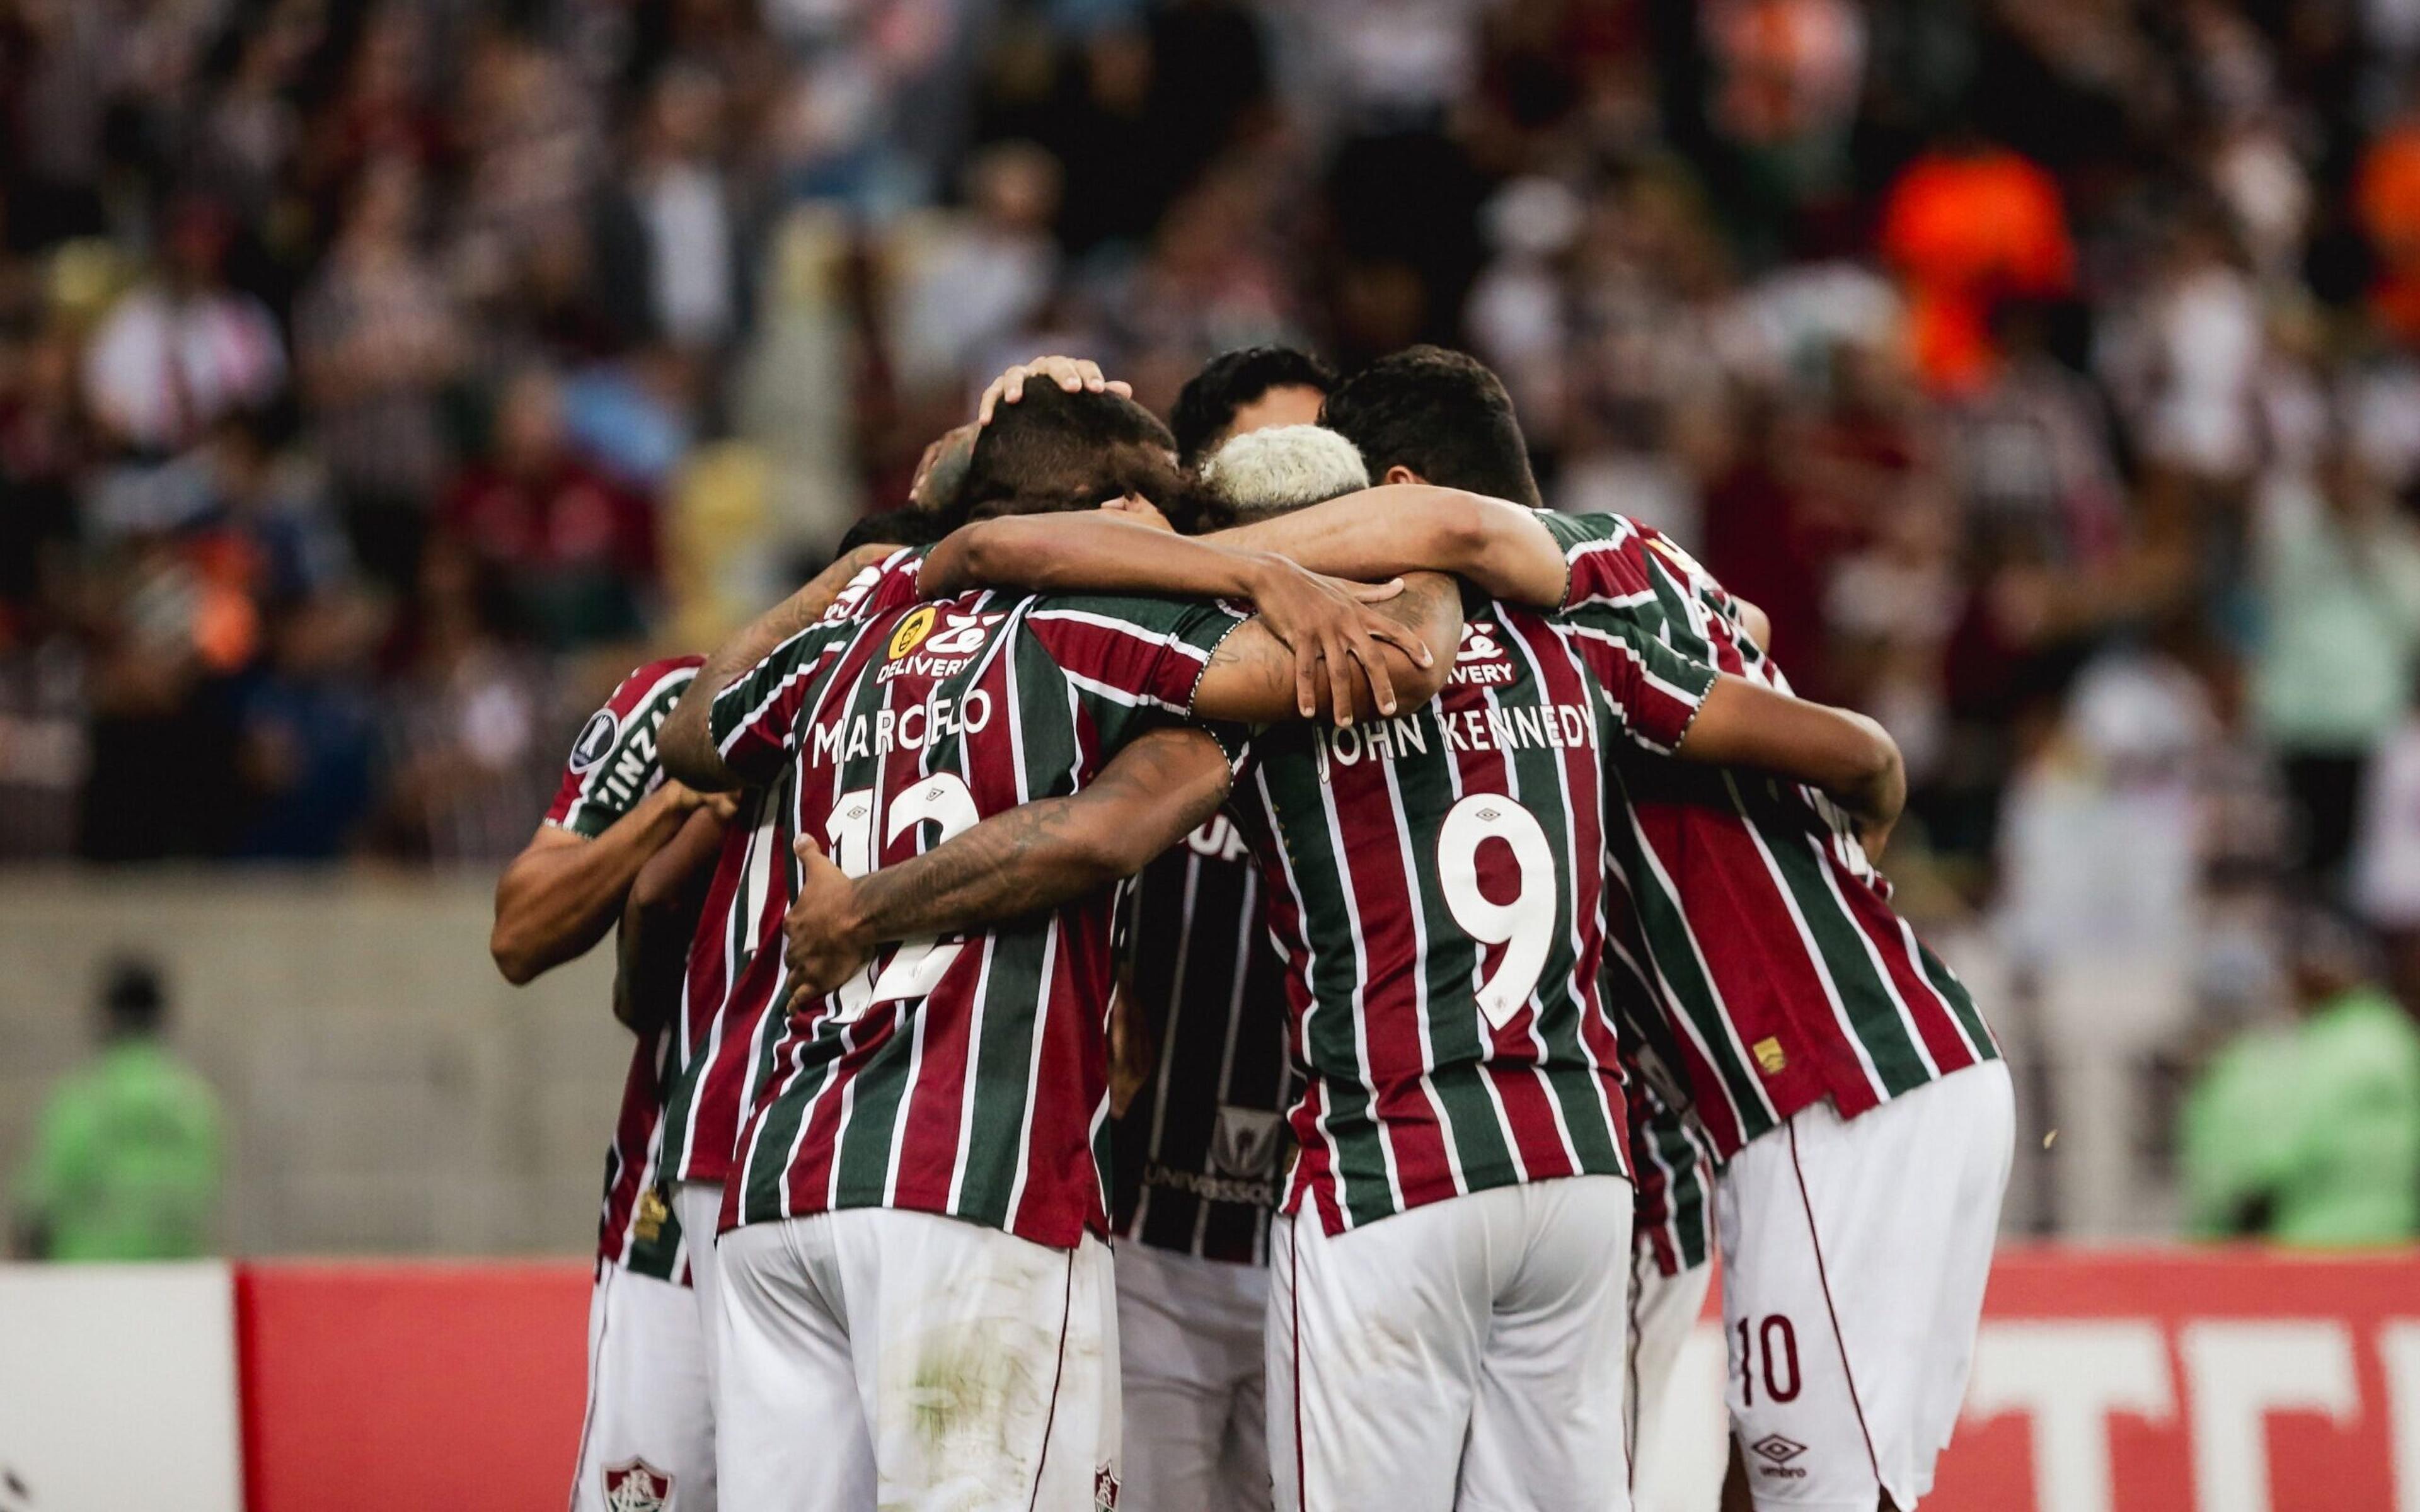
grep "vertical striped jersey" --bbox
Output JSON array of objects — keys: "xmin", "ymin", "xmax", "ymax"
[
  {"xmin": 1627, "ymin": 1068, "xmax": 1717, "ymax": 1277},
  {"xmin": 710, "ymin": 589, "xmax": 1250, "ymax": 1249},
  {"xmin": 1110, "ymin": 814, "xmax": 1293, "ymax": 1266},
  {"xmin": 543, "ymin": 656, "xmax": 702, "ymax": 1283},
  {"xmin": 1569, "ymin": 511, "xmax": 2001, "ymax": 1159},
  {"xmin": 1226, "ymin": 527, "xmax": 1722, "ymax": 1235},
  {"xmin": 656, "ymin": 548, "xmax": 931, "ymax": 1191}
]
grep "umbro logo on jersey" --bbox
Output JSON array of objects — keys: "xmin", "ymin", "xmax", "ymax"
[
  {"xmin": 570, "ymin": 709, "xmax": 618, "ymax": 771},
  {"xmin": 1751, "ymin": 1436, "xmax": 1808, "ymax": 1477},
  {"xmin": 1450, "ymin": 621, "xmax": 1514, "ymax": 686},
  {"xmin": 602, "ymin": 1459, "xmax": 674, "ymax": 1511}
]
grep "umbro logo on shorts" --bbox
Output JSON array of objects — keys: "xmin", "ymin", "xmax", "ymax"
[{"xmin": 1751, "ymin": 1435, "xmax": 1809, "ymax": 1479}]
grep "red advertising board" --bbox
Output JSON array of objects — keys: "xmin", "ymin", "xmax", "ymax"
[
  {"xmin": 217, "ymin": 1249, "xmax": 2420, "ymax": 1510},
  {"xmin": 235, "ymin": 1261, "xmax": 590, "ymax": 1512},
  {"xmin": 1937, "ymin": 1248, "xmax": 2420, "ymax": 1511}
]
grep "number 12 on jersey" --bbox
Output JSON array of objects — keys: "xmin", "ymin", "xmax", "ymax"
[{"xmin": 821, "ymin": 774, "xmax": 980, "ymax": 1021}]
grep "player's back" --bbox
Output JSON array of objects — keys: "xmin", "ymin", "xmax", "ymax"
[
  {"xmin": 1226, "ymin": 582, "xmax": 1710, "ymax": 1235},
  {"xmin": 1592, "ymin": 524, "xmax": 2000, "ymax": 1157},
  {"xmin": 710, "ymin": 587, "xmax": 1245, "ymax": 1247}
]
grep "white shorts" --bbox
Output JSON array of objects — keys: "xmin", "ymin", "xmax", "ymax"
[
  {"xmin": 671, "ymin": 1181, "xmax": 727, "ymax": 1392},
  {"xmin": 715, "ymin": 1207, "xmax": 1119, "ymax": 1512},
  {"xmin": 1267, "ymin": 1176, "xmax": 1634, "ymax": 1512},
  {"xmin": 1117, "ymin": 1242, "xmax": 1270, "ymax": 1512},
  {"xmin": 1717, "ymin": 1062, "xmax": 2013, "ymax": 1511},
  {"xmin": 1627, "ymin": 1250, "xmax": 1712, "ymax": 1509},
  {"xmin": 573, "ymin": 1263, "xmax": 716, "ymax": 1512}
]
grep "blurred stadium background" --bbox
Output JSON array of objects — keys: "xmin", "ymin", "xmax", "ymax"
[{"xmin": 7, "ymin": 0, "xmax": 2420, "ymax": 1508}]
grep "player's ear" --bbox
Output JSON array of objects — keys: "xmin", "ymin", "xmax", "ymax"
[{"xmin": 1383, "ymin": 464, "xmax": 1424, "ymax": 486}]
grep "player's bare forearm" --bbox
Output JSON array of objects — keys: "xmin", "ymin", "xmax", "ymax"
[
  {"xmin": 613, "ymin": 805, "xmax": 730, "ymax": 1034},
  {"xmin": 491, "ymin": 782, "xmax": 702, "ymax": 984},
  {"xmin": 1211, "ymin": 485, "xmax": 1569, "ymax": 607},
  {"xmin": 925, "ymin": 514, "xmax": 1436, "ymax": 721},
  {"xmin": 921, "ymin": 513, "xmax": 1265, "ymax": 600},
  {"xmin": 1676, "ymin": 679, "xmax": 1906, "ymax": 850},
  {"xmin": 661, "ymin": 542, "xmax": 897, "ymax": 791},
  {"xmin": 783, "ymin": 728, "xmax": 1232, "ymax": 1004},
  {"xmin": 1194, "ymin": 571, "xmax": 1463, "ymax": 726}
]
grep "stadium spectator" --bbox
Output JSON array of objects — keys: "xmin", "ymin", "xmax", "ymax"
[
  {"xmin": 11, "ymin": 958, "xmax": 223, "ymax": 1261},
  {"xmin": 2180, "ymin": 908, "xmax": 2420, "ymax": 1245}
]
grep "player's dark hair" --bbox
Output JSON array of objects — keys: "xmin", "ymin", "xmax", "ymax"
[
  {"xmin": 836, "ymin": 506, "xmax": 950, "ymax": 556},
  {"xmin": 1171, "ymin": 345, "xmax": 1339, "ymax": 468},
  {"xmin": 960, "ymin": 381, "xmax": 1198, "ymax": 522},
  {"xmin": 1319, "ymin": 345, "xmax": 1542, "ymax": 508}
]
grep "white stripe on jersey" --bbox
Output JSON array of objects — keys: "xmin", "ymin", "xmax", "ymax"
[
  {"xmin": 1314, "ymin": 745, "xmax": 1410, "ymax": 1223},
  {"xmin": 1257, "ymin": 760, "xmax": 1345, "ymax": 1225},
  {"xmin": 1025, "ymin": 607, "xmax": 1217, "ymax": 665},
  {"xmin": 1718, "ymin": 770, "xmax": 1891, "ymax": 1101}
]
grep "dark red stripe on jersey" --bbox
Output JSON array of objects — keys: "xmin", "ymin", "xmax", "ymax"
[{"xmin": 1835, "ymin": 864, "xmax": 1981, "ymax": 1079}]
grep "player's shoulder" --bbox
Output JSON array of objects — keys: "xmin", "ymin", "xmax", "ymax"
[
  {"xmin": 607, "ymin": 654, "xmax": 706, "ymax": 708},
  {"xmin": 819, "ymin": 544, "xmax": 931, "ymax": 626},
  {"xmin": 573, "ymin": 655, "xmax": 702, "ymax": 759},
  {"xmin": 1025, "ymin": 590, "xmax": 1244, "ymax": 636}
]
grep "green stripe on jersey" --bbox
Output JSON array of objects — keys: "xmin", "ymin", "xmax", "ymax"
[
  {"xmin": 1605, "ymin": 765, "xmax": 1778, "ymax": 1139},
  {"xmin": 1257, "ymin": 742, "xmax": 1397, "ymax": 1227},
  {"xmin": 1390, "ymin": 731, "xmax": 1513, "ymax": 1187},
  {"xmin": 1731, "ymin": 774, "xmax": 1931, "ymax": 1096}
]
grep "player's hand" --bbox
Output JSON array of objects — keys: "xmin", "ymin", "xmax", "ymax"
[
  {"xmin": 666, "ymin": 782, "xmax": 739, "ymax": 823},
  {"xmin": 977, "ymin": 355, "xmax": 1131, "ymax": 425},
  {"xmin": 1241, "ymin": 554, "xmax": 1429, "ymax": 724},
  {"xmin": 1099, "ymin": 494, "xmax": 1173, "ymax": 532},
  {"xmin": 783, "ymin": 837, "xmax": 875, "ymax": 1011}
]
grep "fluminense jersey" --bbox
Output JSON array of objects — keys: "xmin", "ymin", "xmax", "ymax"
[
  {"xmin": 1629, "ymin": 1070, "xmax": 1717, "ymax": 1277},
  {"xmin": 656, "ymin": 546, "xmax": 931, "ymax": 1191},
  {"xmin": 1570, "ymin": 512, "xmax": 2001, "ymax": 1159},
  {"xmin": 711, "ymin": 588, "xmax": 1250, "ymax": 1249},
  {"xmin": 1110, "ymin": 813, "xmax": 1293, "ymax": 1266},
  {"xmin": 544, "ymin": 655, "xmax": 702, "ymax": 1282},
  {"xmin": 1225, "ymin": 524, "xmax": 1722, "ymax": 1235}
]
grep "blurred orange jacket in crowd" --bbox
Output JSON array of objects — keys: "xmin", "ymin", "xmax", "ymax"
[
  {"xmin": 1879, "ymin": 146, "xmax": 2075, "ymax": 395},
  {"xmin": 2358, "ymin": 123, "xmax": 2420, "ymax": 345}
]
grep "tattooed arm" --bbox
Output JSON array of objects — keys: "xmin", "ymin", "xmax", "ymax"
[
  {"xmin": 780, "ymin": 727, "xmax": 1233, "ymax": 1006},
  {"xmin": 660, "ymin": 542, "xmax": 899, "ymax": 792}
]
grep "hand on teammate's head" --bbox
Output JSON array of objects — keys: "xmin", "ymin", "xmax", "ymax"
[{"xmin": 977, "ymin": 355, "xmax": 1131, "ymax": 426}]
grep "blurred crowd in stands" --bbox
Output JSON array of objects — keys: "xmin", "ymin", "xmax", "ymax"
[{"xmin": 6, "ymin": 0, "xmax": 2420, "ymax": 961}]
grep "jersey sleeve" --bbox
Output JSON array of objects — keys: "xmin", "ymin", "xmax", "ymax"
[
  {"xmin": 1023, "ymin": 593, "xmax": 1252, "ymax": 760},
  {"xmin": 544, "ymin": 656, "xmax": 704, "ymax": 837},
  {"xmin": 819, "ymin": 546, "xmax": 930, "ymax": 626},
  {"xmin": 1541, "ymin": 509, "xmax": 1756, "ymax": 646},
  {"xmin": 706, "ymin": 619, "xmax": 856, "ymax": 786},
  {"xmin": 1567, "ymin": 608, "xmax": 1719, "ymax": 755}
]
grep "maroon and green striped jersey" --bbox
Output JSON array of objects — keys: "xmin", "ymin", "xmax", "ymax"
[
  {"xmin": 1110, "ymin": 814, "xmax": 1294, "ymax": 1266},
  {"xmin": 1225, "ymin": 537, "xmax": 1723, "ymax": 1236},
  {"xmin": 655, "ymin": 547, "xmax": 931, "ymax": 1191},
  {"xmin": 710, "ymin": 589, "xmax": 1250, "ymax": 1249},
  {"xmin": 1560, "ymin": 512, "xmax": 2001, "ymax": 1159},
  {"xmin": 545, "ymin": 656, "xmax": 702, "ymax": 1283},
  {"xmin": 1628, "ymin": 1068, "xmax": 1716, "ymax": 1278}
]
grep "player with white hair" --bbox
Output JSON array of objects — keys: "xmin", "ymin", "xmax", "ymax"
[
  {"xmin": 1102, "ymin": 414, "xmax": 1370, "ymax": 1512},
  {"xmin": 1199, "ymin": 423, "xmax": 1372, "ymax": 520}
]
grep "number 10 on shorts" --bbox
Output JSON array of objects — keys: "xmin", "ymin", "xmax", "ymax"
[{"xmin": 1735, "ymin": 1314, "xmax": 1801, "ymax": 1406}]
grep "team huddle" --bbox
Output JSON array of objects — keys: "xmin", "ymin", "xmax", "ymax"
[{"xmin": 491, "ymin": 344, "xmax": 2013, "ymax": 1512}]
